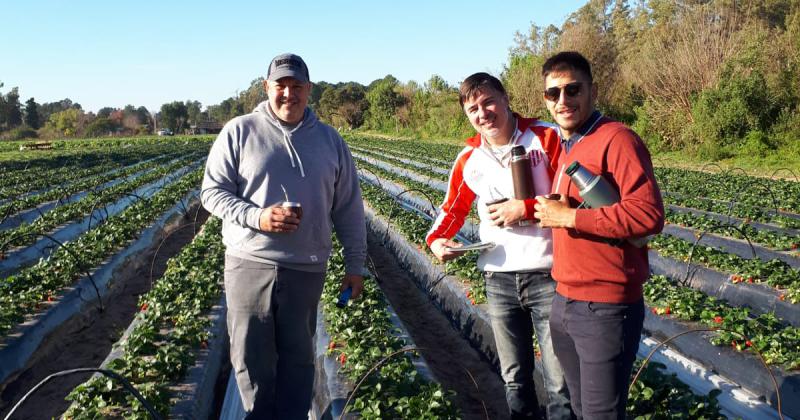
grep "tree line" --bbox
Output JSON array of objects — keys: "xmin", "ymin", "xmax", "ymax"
[
  {"xmin": 4, "ymin": 0, "xmax": 798, "ymax": 162},
  {"xmin": 204, "ymin": 0, "xmax": 800, "ymax": 160},
  {"xmin": 0, "ymin": 85, "xmax": 213, "ymax": 140}
]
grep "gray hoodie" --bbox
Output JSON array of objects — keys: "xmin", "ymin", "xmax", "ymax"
[{"xmin": 201, "ymin": 101, "xmax": 366, "ymax": 275}]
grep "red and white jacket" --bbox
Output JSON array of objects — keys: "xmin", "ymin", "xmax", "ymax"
[{"xmin": 426, "ymin": 116, "xmax": 561, "ymax": 272}]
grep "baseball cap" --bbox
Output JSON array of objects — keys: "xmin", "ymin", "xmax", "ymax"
[{"xmin": 267, "ymin": 53, "xmax": 310, "ymax": 83}]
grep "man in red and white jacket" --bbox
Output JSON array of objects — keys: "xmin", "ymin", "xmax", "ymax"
[
  {"xmin": 427, "ymin": 72, "xmax": 572, "ymax": 419},
  {"xmin": 534, "ymin": 52, "xmax": 664, "ymax": 419}
]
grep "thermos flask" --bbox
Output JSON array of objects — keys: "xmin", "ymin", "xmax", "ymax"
[
  {"xmin": 510, "ymin": 146, "xmax": 535, "ymax": 226},
  {"xmin": 565, "ymin": 161, "xmax": 649, "ymax": 247}
]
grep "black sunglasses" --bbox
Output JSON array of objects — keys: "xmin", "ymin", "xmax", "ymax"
[{"xmin": 543, "ymin": 82, "xmax": 583, "ymax": 102}]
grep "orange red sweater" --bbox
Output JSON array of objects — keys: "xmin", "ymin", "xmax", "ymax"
[{"xmin": 550, "ymin": 117, "xmax": 664, "ymax": 303}]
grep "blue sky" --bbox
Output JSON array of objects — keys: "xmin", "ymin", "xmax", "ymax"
[{"xmin": 2, "ymin": 0, "xmax": 586, "ymax": 113}]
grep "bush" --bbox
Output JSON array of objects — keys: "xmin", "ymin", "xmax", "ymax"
[
  {"xmin": 691, "ymin": 69, "xmax": 778, "ymax": 148},
  {"xmin": 738, "ymin": 130, "xmax": 774, "ymax": 158},
  {"xmin": 1, "ymin": 126, "xmax": 38, "ymax": 141}
]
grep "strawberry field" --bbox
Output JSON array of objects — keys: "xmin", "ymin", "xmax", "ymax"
[
  {"xmin": 344, "ymin": 132, "xmax": 800, "ymax": 419},
  {"xmin": 0, "ymin": 132, "xmax": 798, "ymax": 418}
]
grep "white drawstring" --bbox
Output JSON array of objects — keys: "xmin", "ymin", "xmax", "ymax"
[{"xmin": 268, "ymin": 107, "xmax": 307, "ymax": 178}]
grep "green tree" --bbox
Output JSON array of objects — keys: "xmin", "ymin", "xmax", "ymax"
[
  {"xmin": 96, "ymin": 107, "xmax": 115, "ymax": 118},
  {"xmin": 23, "ymin": 97, "xmax": 40, "ymax": 129},
  {"xmin": 186, "ymin": 100, "xmax": 202, "ymax": 127},
  {"xmin": 3, "ymin": 87, "xmax": 23, "ymax": 128},
  {"xmin": 366, "ymin": 76, "xmax": 405, "ymax": 130},
  {"xmin": 84, "ymin": 117, "xmax": 119, "ymax": 137},
  {"xmin": 45, "ymin": 108, "xmax": 82, "ymax": 137},
  {"xmin": 159, "ymin": 101, "xmax": 189, "ymax": 133}
]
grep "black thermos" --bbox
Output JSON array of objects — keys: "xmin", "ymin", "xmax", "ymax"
[
  {"xmin": 510, "ymin": 145, "xmax": 535, "ymax": 226},
  {"xmin": 510, "ymin": 146, "xmax": 535, "ymax": 199}
]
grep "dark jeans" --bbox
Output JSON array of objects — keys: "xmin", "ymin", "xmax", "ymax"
[
  {"xmin": 224, "ymin": 255, "xmax": 326, "ymax": 420},
  {"xmin": 485, "ymin": 270, "xmax": 572, "ymax": 420},
  {"xmin": 549, "ymin": 292, "xmax": 644, "ymax": 420}
]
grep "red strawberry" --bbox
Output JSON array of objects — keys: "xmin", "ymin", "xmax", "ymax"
[
  {"xmin": 339, "ymin": 353, "xmax": 347, "ymax": 365},
  {"xmin": 140, "ymin": 303, "xmax": 149, "ymax": 312},
  {"xmin": 664, "ymin": 306, "xmax": 671, "ymax": 315},
  {"xmin": 745, "ymin": 340, "xmax": 753, "ymax": 347},
  {"xmin": 713, "ymin": 316, "xmax": 723, "ymax": 324}
]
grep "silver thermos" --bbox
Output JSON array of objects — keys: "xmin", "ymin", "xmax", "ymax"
[{"xmin": 565, "ymin": 161, "xmax": 649, "ymax": 248}]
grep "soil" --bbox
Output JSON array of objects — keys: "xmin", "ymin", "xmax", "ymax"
[
  {"xmin": 366, "ymin": 231, "xmax": 512, "ymax": 420},
  {"xmin": 0, "ymin": 207, "xmax": 209, "ymax": 420}
]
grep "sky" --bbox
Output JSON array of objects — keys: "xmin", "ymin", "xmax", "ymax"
[{"xmin": 2, "ymin": 0, "xmax": 587, "ymax": 114}]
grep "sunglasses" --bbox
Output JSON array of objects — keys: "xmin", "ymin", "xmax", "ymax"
[{"xmin": 543, "ymin": 82, "xmax": 583, "ymax": 102}]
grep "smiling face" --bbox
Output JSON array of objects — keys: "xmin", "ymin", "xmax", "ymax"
[
  {"xmin": 264, "ymin": 77, "xmax": 311, "ymax": 124},
  {"xmin": 543, "ymin": 69, "xmax": 597, "ymax": 139},
  {"xmin": 462, "ymin": 87, "xmax": 514, "ymax": 146}
]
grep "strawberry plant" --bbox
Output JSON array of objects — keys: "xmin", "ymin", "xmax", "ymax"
[
  {"xmin": 64, "ymin": 217, "xmax": 224, "ymax": 418},
  {"xmin": 322, "ymin": 238, "xmax": 458, "ymax": 419}
]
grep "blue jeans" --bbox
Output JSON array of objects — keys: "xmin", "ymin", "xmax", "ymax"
[
  {"xmin": 484, "ymin": 270, "xmax": 572, "ymax": 420},
  {"xmin": 549, "ymin": 292, "xmax": 644, "ymax": 420}
]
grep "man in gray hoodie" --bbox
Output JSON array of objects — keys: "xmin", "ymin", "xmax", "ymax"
[{"xmin": 201, "ymin": 53, "xmax": 367, "ymax": 419}]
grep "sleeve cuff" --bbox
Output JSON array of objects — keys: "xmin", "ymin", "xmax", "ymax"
[
  {"xmin": 246, "ymin": 207, "xmax": 264, "ymax": 230},
  {"xmin": 573, "ymin": 208, "xmax": 594, "ymax": 234},
  {"xmin": 524, "ymin": 198, "xmax": 537, "ymax": 220}
]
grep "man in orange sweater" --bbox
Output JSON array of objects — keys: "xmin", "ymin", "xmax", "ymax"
[{"xmin": 533, "ymin": 51, "xmax": 664, "ymax": 419}]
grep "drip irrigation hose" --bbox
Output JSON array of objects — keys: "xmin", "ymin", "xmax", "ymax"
[
  {"xmin": 629, "ymin": 327, "xmax": 783, "ymax": 419},
  {"xmin": 0, "ymin": 231, "xmax": 104, "ymax": 312},
  {"xmin": 2, "ymin": 368, "xmax": 162, "ymax": 420},
  {"xmin": 337, "ymin": 345, "xmax": 488, "ymax": 420},
  {"xmin": 148, "ymin": 222, "xmax": 199, "ymax": 287}
]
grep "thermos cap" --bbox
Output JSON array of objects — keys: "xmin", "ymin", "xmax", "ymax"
[
  {"xmin": 511, "ymin": 145, "xmax": 527, "ymax": 156},
  {"xmin": 565, "ymin": 161, "xmax": 581, "ymax": 176}
]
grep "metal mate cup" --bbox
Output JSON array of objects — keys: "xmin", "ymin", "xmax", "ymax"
[{"xmin": 280, "ymin": 201, "xmax": 303, "ymax": 220}]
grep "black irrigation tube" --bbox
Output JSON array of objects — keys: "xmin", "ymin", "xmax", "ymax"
[
  {"xmin": 728, "ymin": 179, "xmax": 781, "ymax": 223},
  {"xmin": 662, "ymin": 223, "xmax": 800, "ymax": 270},
  {"xmin": 683, "ymin": 223, "xmax": 757, "ymax": 286},
  {"xmin": 86, "ymin": 191, "xmax": 147, "ymax": 231},
  {"xmin": 148, "ymin": 222, "xmax": 199, "ymax": 287},
  {"xmin": 772, "ymin": 168, "xmax": 799, "ymax": 183},
  {"xmin": 0, "ymin": 231, "xmax": 104, "ymax": 312},
  {"xmin": 3, "ymin": 368, "xmax": 162, "ymax": 420},
  {"xmin": 364, "ymin": 182, "xmax": 792, "ymax": 417},
  {"xmin": 0, "ymin": 191, "xmax": 203, "ymax": 387},
  {"xmin": 641, "ymin": 310, "xmax": 800, "ymax": 418},
  {"xmin": 667, "ymin": 203, "xmax": 800, "ymax": 239},
  {"xmin": 631, "ymin": 327, "xmax": 784, "ymax": 420},
  {"xmin": 0, "ymin": 161, "xmax": 204, "ymax": 276},
  {"xmin": 648, "ymin": 251, "xmax": 800, "ymax": 327}
]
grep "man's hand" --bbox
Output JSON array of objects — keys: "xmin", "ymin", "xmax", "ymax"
[
  {"xmin": 258, "ymin": 205, "xmax": 300, "ymax": 232},
  {"xmin": 342, "ymin": 274, "xmax": 364, "ymax": 299},
  {"xmin": 430, "ymin": 238, "xmax": 465, "ymax": 262},
  {"xmin": 487, "ymin": 198, "xmax": 527, "ymax": 227},
  {"xmin": 534, "ymin": 194, "xmax": 577, "ymax": 228}
]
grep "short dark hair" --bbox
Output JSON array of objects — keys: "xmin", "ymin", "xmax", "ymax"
[
  {"xmin": 459, "ymin": 72, "xmax": 507, "ymax": 108},
  {"xmin": 541, "ymin": 51, "xmax": 593, "ymax": 83}
]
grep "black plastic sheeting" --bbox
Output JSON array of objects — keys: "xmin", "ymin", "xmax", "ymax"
[
  {"xmin": 0, "ymin": 160, "xmax": 203, "ymax": 278},
  {"xmin": 0, "ymin": 192, "xmax": 200, "ymax": 386},
  {"xmin": 662, "ymin": 223, "xmax": 800, "ymax": 269},
  {"xmin": 649, "ymin": 251, "xmax": 800, "ymax": 327},
  {"xmin": 642, "ymin": 311, "xmax": 800, "ymax": 418}
]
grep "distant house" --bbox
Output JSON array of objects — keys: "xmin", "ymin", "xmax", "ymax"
[{"xmin": 190, "ymin": 120, "xmax": 224, "ymax": 135}]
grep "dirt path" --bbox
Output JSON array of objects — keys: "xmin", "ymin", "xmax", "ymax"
[
  {"xmin": 366, "ymin": 231, "xmax": 510, "ymax": 420},
  {"xmin": 0, "ymin": 208, "xmax": 209, "ymax": 420}
]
